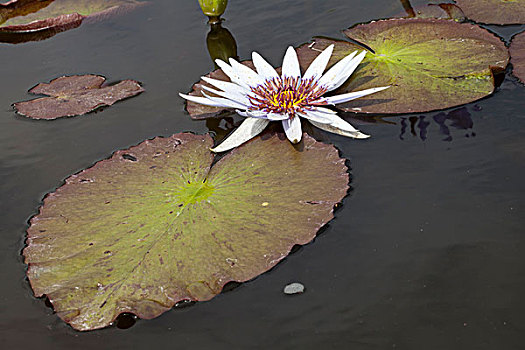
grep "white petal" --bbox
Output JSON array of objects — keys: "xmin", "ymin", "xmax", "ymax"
[
  {"xmin": 179, "ymin": 93, "xmax": 234, "ymax": 108},
  {"xmin": 318, "ymin": 50, "xmax": 360, "ymax": 91},
  {"xmin": 252, "ymin": 52, "xmax": 279, "ymax": 80},
  {"xmin": 201, "ymin": 85, "xmax": 251, "ymax": 106},
  {"xmin": 267, "ymin": 112, "xmax": 288, "ymax": 121},
  {"xmin": 211, "ymin": 118, "xmax": 270, "ymax": 153},
  {"xmin": 215, "ymin": 59, "xmax": 251, "ymax": 89},
  {"xmin": 314, "ymin": 106, "xmax": 338, "ymax": 114},
  {"xmin": 282, "ymin": 116, "xmax": 302, "ymax": 143},
  {"xmin": 201, "ymin": 91, "xmax": 247, "ymax": 109},
  {"xmin": 281, "ymin": 46, "xmax": 301, "ymax": 79},
  {"xmin": 302, "ymin": 44, "xmax": 334, "ymax": 81},
  {"xmin": 326, "ymin": 51, "xmax": 367, "ymax": 92},
  {"xmin": 202, "ymin": 76, "xmax": 249, "ymax": 95},
  {"xmin": 228, "ymin": 58, "xmax": 264, "ymax": 87},
  {"xmin": 297, "ymin": 109, "xmax": 335, "ymax": 124},
  {"xmin": 236, "ymin": 109, "xmax": 268, "ymax": 118},
  {"xmin": 323, "ymin": 86, "xmax": 390, "ymax": 105},
  {"xmin": 310, "ymin": 116, "xmax": 370, "ymax": 139}
]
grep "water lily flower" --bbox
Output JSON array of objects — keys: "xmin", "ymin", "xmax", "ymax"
[{"xmin": 180, "ymin": 45, "xmax": 389, "ymax": 152}]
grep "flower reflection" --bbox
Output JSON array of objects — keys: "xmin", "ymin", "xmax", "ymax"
[{"xmin": 399, "ymin": 107, "xmax": 476, "ymax": 141}]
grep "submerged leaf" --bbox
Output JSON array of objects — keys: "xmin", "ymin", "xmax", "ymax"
[
  {"xmin": 454, "ymin": 0, "xmax": 525, "ymax": 25},
  {"xmin": 13, "ymin": 75, "xmax": 144, "ymax": 119},
  {"xmin": 297, "ymin": 18, "xmax": 509, "ymax": 114},
  {"xmin": 510, "ymin": 31, "xmax": 525, "ymax": 84},
  {"xmin": 24, "ymin": 132, "xmax": 349, "ymax": 331},
  {"xmin": 0, "ymin": 0, "xmax": 146, "ymax": 43}
]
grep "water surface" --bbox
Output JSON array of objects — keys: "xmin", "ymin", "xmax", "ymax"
[{"xmin": 1, "ymin": 0, "xmax": 524, "ymax": 349}]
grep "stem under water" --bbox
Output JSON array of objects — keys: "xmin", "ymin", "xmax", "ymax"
[{"xmin": 400, "ymin": 0, "xmax": 416, "ymax": 17}]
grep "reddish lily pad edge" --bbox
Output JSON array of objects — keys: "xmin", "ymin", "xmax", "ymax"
[
  {"xmin": 0, "ymin": 0, "xmax": 148, "ymax": 35},
  {"xmin": 510, "ymin": 31, "xmax": 525, "ymax": 85},
  {"xmin": 24, "ymin": 131, "xmax": 350, "ymax": 331},
  {"xmin": 13, "ymin": 74, "xmax": 145, "ymax": 120}
]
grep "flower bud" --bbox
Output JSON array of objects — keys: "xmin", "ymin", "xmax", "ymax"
[{"xmin": 198, "ymin": 0, "xmax": 228, "ymax": 17}]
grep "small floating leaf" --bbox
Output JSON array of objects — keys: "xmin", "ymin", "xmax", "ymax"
[
  {"xmin": 24, "ymin": 132, "xmax": 348, "ymax": 331},
  {"xmin": 13, "ymin": 75, "xmax": 144, "ymax": 119},
  {"xmin": 0, "ymin": 0, "xmax": 146, "ymax": 43},
  {"xmin": 454, "ymin": 0, "xmax": 525, "ymax": 25},
  {"xmin": 510, "ymin": 31, "xmax": 525, "ymax": 84},
  {"xmin": 297, "ymin": 18, "xmax": 509, "ymax": 114}
]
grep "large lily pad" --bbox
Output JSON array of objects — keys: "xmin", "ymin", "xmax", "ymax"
[
  {"xmin": 24, "ymin": 132, "xmax": 349, "ymax": 331},
  {"xmin": 0, "ymin": 0, "xmax": 146, "ymax": 43},
  {"xmin": 14, "ymin": 75, "xmax": 144, "ymax": 119},
  {"xmin": 454, "ymin": 0, "xmax": 525, "ymax": 25},
  {"xmin": 296, "ymin": 19, "xmax": 509, "ymax": 114},
  {"xmin": 510, "ymin": 31, "xmax": 525, "ymax": 84}
]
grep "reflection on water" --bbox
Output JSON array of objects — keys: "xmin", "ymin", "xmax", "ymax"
[
  {"xmin": 205, "ymin": 106, "xmax": 478, "ymax": 145},
  {"xmin": 0, "ymin": 0, "xmax": 524, "ymax": 346},
  {"xmin": 399, "ymin": 106, "xmax": 476, "ymax": 141},
  {"xmin": 206, "ymin": 21, "xmax": 238, "ymax": 67},
  {"xmin": 205, "ymin": 116, "xmax": 236, "ymax": 141},
  {"xmin": 200, "ymin": 0, "xmax": 237, "ymax": 68}
]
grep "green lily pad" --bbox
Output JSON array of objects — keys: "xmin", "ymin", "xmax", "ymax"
[
  {"xmin": 0, "ymin": 0, "xmax": 146, "ymax": 43},
  {"xmin": 454, "ymin": 0, "xmax": 525, "ymax": 25},
  {"xmin": 24, "ymin": 132, "xmax": 349, "ymax": 331},
  {"xmin": 510, "ymin": 31, "xmax": 525, "ymax": 84},
  {"xmin": 296, "ymin": 18, "xmax": 509, "ymax": 114}
]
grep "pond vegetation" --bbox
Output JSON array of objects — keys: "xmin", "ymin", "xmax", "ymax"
[{"xmin": 1, "ymin": 0, "xmax": 524, "ymax": 337}]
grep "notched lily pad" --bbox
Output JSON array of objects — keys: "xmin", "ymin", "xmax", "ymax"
[
  {"xmin": 13, "ymin": 75, "xmax": 144, "ymax": 119},
  {"xmin": 510, "ymin": 31, "xmax": 525, "ymax": 84},
  {"xmin": 454, "ymin": 0, "xmax": 525, "ymax": 25},
  {"xmin": 24, "ymin": 132, "xmax": 349, "ymax": 331},
  {"xmin": 0, "ymin": 0, "xmax": 146, "ymax": 43},
  {"xmin": 297, "ymin": 18, "xmax": 509, "ymax": 114}
]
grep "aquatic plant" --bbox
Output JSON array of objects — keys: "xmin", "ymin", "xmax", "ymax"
[{"xmin": 180, "ymin": 45, "xmax": 388, "ymax": 152}]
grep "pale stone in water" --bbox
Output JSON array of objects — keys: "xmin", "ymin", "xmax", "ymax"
[{"xmin": 283, "ymin": 282, "xmax": 305, "ymax": 295}]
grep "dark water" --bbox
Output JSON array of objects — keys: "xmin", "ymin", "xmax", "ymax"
[{"xmin": 1, "ymin": 0, "xmax": 524, "ymax": 349}]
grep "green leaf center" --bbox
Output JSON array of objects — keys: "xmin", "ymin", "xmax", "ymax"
[{"xmin": 174, "ymin": 180, "xmax": 215, "ymax": 206}]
